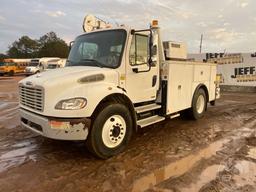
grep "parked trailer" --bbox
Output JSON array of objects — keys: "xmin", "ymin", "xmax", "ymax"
[
  {"xmin": 19, "ymin": 17, "xmax": 220, "ymax": 159},
  {"xmin": 0, "ymin": 58, "xmax": 31, "ymax": 76}
]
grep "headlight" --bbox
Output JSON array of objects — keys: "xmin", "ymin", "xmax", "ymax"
[{"xmin": 55, "ymin": 98, "xmax": 87, "ymax": 110}]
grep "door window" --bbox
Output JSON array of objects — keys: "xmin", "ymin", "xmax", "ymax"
[{"xmin": 129, "ymin": 35, "xmax": 149, "ymax": 65}]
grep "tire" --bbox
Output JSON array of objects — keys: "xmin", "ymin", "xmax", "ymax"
[
  {"xmin": 86, "ymin": 103, "xmax": 133, "ymax": 159},
  {"xmin": 210, "ymin": 100, "xmax": 215, "ymax": 106},
  {"xmin": 8, "ymin": 70, "xmax": 14, "ymax": 76},
  {"xmin": 188, "ymin": 88, "xmax": 207, "ymax": 120}
]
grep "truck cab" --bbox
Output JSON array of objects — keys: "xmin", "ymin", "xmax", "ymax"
[{"xmin": 19, "ymin": 18, "xmax": 220, "ymax": 159}]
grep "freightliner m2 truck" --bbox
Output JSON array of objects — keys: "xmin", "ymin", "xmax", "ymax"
[{"xmin": 19, "ymin": 16, "xmax": 220, "ymax": 159}]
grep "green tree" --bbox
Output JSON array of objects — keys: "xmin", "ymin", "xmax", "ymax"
[
  {"xmin": 39, "ymin": 31, "xmax": 59, "ymax": 45},
  {"xmin": 38, "ymin": 32, "xmax": 69, "ymax": 58},
  {"xmin": 7, "ymin": 36, "xmax": 39, "ymax": 58},
  {"xmin": 0, "ymin": 53, "xmax": 7, "ymax": 61},
  {"xmin": 39, "ymin": 40, "xmax": 69, "ymax": 58},
  {"xmin": 6, "ymin": 32, "xmax": 69, "ymax": 58}
]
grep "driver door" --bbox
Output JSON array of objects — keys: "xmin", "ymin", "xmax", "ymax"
[{"xmin": 125, "ymin": 33, "xmax": 159, "ymax": 103}]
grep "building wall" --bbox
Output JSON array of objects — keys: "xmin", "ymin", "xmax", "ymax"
[{"xmin": 188, "ymin": 53, "xmax": 256, "ymax": 87}]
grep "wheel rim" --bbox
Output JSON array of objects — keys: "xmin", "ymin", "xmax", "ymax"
[
  {"xmin": 102, "ymin": 115, "xmax": 126, "ymax": 148},
  {"xmin": 196, "ymin": 95, "xmax": 205, "ymax": 114}
]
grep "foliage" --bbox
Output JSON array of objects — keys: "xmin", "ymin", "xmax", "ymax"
[
  {"xmin": 7, "ymin": 36, "xmax": 39, "ymax": 58},
  {"xmin": 6, "ymin": 32, "xmax": 69, "ymax": 58},
  {"xmin": 38, "ymin": 32, "xmax": 69, "ymax": 58},
  {"xmin": 0, "ymin": 53, "xmax": 7, "ymax": 61}
]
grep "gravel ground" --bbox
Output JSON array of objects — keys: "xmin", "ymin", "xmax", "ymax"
[{"xmin": 0, "ymin": 76, "xmax": 256, "ymax": 192}]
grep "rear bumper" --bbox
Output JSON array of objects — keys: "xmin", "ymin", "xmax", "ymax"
[{"xmin": 20, "ymin": 108, "xmax": 91, "ymax": 141}]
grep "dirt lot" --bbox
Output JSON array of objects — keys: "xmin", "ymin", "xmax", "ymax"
[{"xmin": 0, "ymin": 76, "xmax": 256, "ymax": 192}]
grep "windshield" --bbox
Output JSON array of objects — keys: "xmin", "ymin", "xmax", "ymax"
[
  {"xmin": 67, "ymin": 29, "xmax": 127, "ymax": 69},
  {"xmin": 29, "ymin": 62, "xmax": 39, "ymax": 67},
  {"xmin": 2, "ymin": 62, "xmax": 16, "ymax": 66},
  {"xmin": 47, "ymin": 64, "xmax": 58, "ymax": 69}
]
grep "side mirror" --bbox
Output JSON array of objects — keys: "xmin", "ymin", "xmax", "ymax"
[
  {"xmin": 152, "ymin": 45, "xmax": 157, "ymax": 55},
  {"xmin": 69, "ymin": 41, "xmax": 74, "ymax": 51}
]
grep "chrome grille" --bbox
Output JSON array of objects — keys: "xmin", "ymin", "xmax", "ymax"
[{"xmin": 19, "ymin": 85, "xmax": 44, "ymax": 112}]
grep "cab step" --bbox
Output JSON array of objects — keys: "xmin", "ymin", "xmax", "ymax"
[
  {"xmin": 135, "ymin": 103, "xmax": 161, "ymax": 114},
  {"xmin": 137, "ymin": 115, "xmax": 165, "ymax": 128}
]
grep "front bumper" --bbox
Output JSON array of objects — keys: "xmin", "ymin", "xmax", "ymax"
[
  {"xmin": 20, "ymin": 108, "xmax": 91, "ymax": 141},
  {"xmin": 25, "ymin": 72, "xmax": 35, "ymax": 75}
]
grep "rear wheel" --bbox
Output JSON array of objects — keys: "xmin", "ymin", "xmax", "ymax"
[
  {"xmin": 86, "ymin": 103, "xmax": 133, "ymax": 159},
  {"xmin": 188, "ymin": 88, "xmax": 207, "ymax": 120}
]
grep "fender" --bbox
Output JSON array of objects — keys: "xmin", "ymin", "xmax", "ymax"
[
  {"xmin": 41, "ymin": 82, "xmax": 126, "ymax": 118},
  {"xmin": 92, "ymin": 90, "xmax": 137, "ymax": 130},
  {"xmin": 84, "ymin": 82, "xmax": 128, "ymax": 117},
  {"xmin": 192, "ymin": 83, "xmax": 209, "ymax": 106}
]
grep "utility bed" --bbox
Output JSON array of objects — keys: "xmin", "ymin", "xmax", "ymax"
[{"xmin": 162, "ymin": 61, "xmax": 218, "ymax": 114}]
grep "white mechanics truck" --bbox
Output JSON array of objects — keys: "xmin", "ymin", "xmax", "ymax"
[
  {"xmin": 25, "ymin": 57, "xmax": 60, "ymax": 75},
  {"xmin": 46, "ymin": 59, "xmax": 66, "ymax": 70},
  {"xmin": 19, "ymin": 15, "xmax": 220, "ymax": 159}
]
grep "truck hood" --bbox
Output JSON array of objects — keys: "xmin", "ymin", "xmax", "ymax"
[
  {"xmin": 20, "ymin": 66, "xmax": 119, "ymax": 86},
  {"xmin": 26, "ymin": 66, "xmax": 37, "ymax": 70},
  {"xmin": 26, "ymin": 66, "xmax": 38, "ymax": 72}
]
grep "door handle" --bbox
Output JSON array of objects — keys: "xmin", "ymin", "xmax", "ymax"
[{"xmin": 152, "ymin": 75, "xmax": 157, "ymax": 87}]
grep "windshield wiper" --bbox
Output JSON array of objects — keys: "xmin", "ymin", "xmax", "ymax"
[{"xmin": 81, "ymin": 59, "xmax": 104, "ymax": 68}]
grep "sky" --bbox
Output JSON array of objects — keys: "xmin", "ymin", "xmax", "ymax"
[{"xmin": 0, "ymin": 0, "xmax": 255, "ymax": 53}]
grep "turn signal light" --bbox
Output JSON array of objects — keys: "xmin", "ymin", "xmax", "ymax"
[{"xmin": 152, "ymin": 20, "xmax": 159, "ymax": 27}]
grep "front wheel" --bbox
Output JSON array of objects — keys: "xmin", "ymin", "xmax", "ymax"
[{"xmin": 86, "ymin": 103, "xmax": 133, "ymax": 159}]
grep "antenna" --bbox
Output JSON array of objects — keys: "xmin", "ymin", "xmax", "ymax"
[
  {"xmin": 83, "ymin": 14, "xmax": 112, "ymax": 32},
  {"xmin": 199, "ymin": 34, "xmax": 203, "ymax": 53}
]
